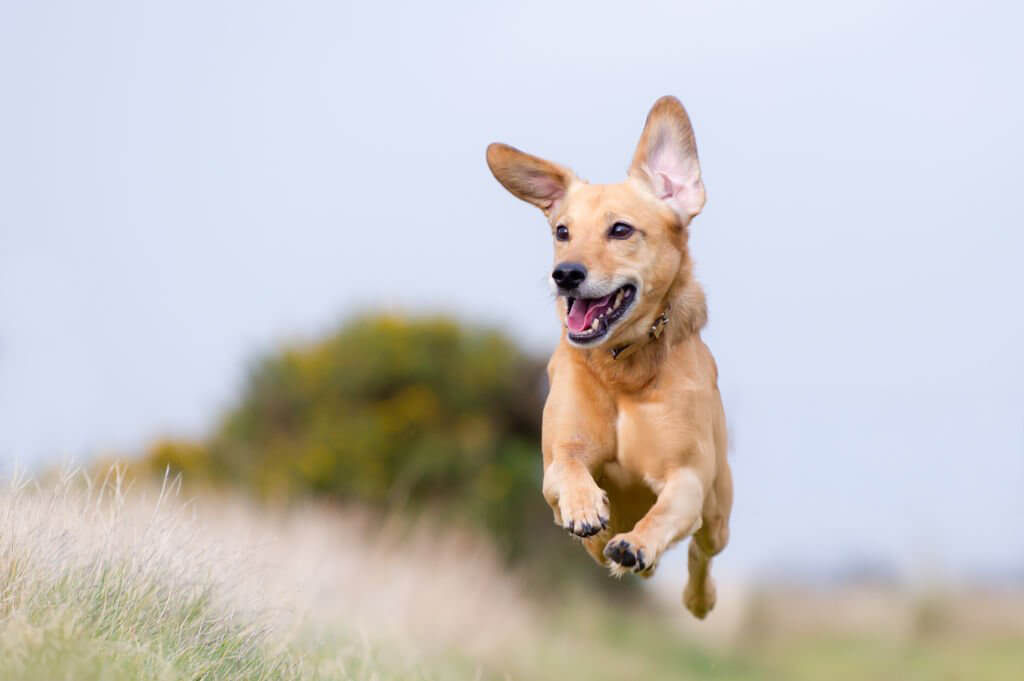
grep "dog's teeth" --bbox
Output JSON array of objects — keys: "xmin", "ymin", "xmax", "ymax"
[
  {"xmin": 614, "ymin": 290, "xmax": 623, "ymax": 308},
  {"xmin": 591, "ymin": 318, "xmax": 600, "ymax": 331}
]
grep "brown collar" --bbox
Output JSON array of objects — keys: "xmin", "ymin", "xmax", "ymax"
[{"xmin": 609, "ymin": 304, "xmax": 671, "ymax": 360}]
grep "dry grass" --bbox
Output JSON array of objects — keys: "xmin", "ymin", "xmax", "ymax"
[
  {"xmin": 0, "ymin": 466, "xmax": 545, "ymax": 679},
  {"xmin": 2, "ymin": 467, "xmax": 1022, "ymax": 681}
]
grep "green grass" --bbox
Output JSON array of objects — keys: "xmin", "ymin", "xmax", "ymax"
[
  {"xmin": 0, "ymin": 477, "xmax": 296, "ymax": 680},
  {"xmin": 2, "ymin": 471, "xmax": 1022, "ymax": 681},
  {"xmin": 752, "ymin": 636, "xmax": 1024, "ymax": 681}
]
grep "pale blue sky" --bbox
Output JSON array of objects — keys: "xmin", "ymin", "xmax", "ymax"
[{"xmin": 1, "ymin": 1, "xmax": 1021, "ymax": 577}]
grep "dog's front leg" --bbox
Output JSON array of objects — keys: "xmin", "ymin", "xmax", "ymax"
[
  {"xmin": 542, "ymin": 452, "xmax": 610, "ymax": 539},
  {"xmin": 603, "ymin": 468, "xmax": 704, "ymax": 576}
]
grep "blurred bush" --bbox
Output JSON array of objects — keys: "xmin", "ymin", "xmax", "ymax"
[{"xmin": 139, "ymin": 314, "xmax": 580, "ymax": 567}]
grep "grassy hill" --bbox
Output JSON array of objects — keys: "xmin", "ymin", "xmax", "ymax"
[{"xmin": 2, "ymin": 469, "xmax": 1022, "ymax": 681}]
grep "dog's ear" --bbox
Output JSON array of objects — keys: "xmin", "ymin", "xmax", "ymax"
[
  {"xmin": 629, "ymin": 96, "xmax": 705, "ymax": 222},
  {"xmin": 486, "ymin": 143, "xmax": 575, "ymax": 216}
]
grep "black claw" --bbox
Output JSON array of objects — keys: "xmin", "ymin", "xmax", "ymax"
[
  {"xmin": 569, "ymin": 520, "xmax": 601, "ymax": 538},
  {"xmin": 604, "ymin": 540, "xmax": 643, "ymax": 568}
]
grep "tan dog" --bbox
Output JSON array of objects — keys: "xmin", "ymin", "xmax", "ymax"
[{"xmin": 486, "ymin": 96, "xmax": 732, "ymax": 618}]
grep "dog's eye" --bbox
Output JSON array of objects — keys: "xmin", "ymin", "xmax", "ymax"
[
  {"xmin": 608, "ymin": 222, "xmax": 634, "ymax": 239},
  {"xmin": 555, "ymin": 225, "xmax": 570, "ymax": 241}
]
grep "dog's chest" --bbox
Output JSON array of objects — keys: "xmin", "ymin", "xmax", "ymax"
[{"xmin": 612, "ymin": 396, "xmax": 694, "ymax": 485}]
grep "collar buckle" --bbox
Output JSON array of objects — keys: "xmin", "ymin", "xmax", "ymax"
[
  {"xmin": 649, "ymin": 307, "xmax": 670, "ymax": 340},
  {"xmin": 610, "ymin": 303, "xmax": 670, "ymax": 360}
]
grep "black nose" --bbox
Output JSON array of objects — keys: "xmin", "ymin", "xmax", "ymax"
[{"xmin": 552, "ymin": 262, "xmax": 587, "ymax": 290}]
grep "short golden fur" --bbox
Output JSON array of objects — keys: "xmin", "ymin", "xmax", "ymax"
[{"xmin": 486, "ymin": 96, "xmax": 732, "ymax": 618}]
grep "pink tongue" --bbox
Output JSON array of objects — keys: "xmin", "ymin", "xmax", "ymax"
[{"xmin": 567, "ymin": 294, "xmax": 613, "ymax": 333}]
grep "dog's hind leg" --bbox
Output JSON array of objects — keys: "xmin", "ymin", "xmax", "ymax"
[
  {"xmin": 683, "ymin": 469, "xmax": 732, "ymax": 618},
  {"xmin": 683, "ymin": 522, "xmax": 726, "ymax": 618},
  {"xmin": 683, "ymin": 540, "xmax": 718, "ymax": 618}
]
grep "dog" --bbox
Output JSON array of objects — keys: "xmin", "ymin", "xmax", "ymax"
[{"xmin": 486, "ymin": 96, "xmax": 732, "ymax": 618}]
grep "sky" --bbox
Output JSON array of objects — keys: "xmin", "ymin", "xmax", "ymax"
[{"xmin": 1, "ymin": 1, "xmax": 1022, "ymax": 579}]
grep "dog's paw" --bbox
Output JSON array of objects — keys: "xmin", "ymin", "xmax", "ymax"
[
  {"xmin": 683, "ymin": 576, "xmax": 717, "ymax": 619},
  {"xmin": 557, "ymin": 483, "xmax": 609, "ymax": 538},
  {"xmin": 603, "ymin": 534, "xmax": 657, "ymax": 576}
]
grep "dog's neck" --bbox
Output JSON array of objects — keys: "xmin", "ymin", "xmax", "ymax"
[{"xmin": 573, "ymin": 261, "xmax": 707, "ymax": 392}]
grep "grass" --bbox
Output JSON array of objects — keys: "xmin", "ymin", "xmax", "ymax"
[
  {"xmin": 1, "ymin": 468, "xmax": 1021, "ymax": 681},
  {"xmin": 0, "ymin": 471, "xmax": 301, "ymax": 681}
]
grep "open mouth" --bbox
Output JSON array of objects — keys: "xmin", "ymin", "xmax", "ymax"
[{"xmin": 565, "ymin": 284, "xmax": 636, "ymax": 344}]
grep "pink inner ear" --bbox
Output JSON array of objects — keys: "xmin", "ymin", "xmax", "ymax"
[
  {"xmin": 645, "ymin": 133, "xmax": 703, "ymax": 217},
  {"xmin": 525, "ymin": 171, "xmax": 565, "ymax": 209},
  {"xmin": 648, "ymin": 143, "xmax": 692, "ymax": 198},
  {"xmin": 653, "ymin": 171, "xmax": 675, "ymax": 201}
]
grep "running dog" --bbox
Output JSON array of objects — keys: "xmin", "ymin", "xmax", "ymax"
[{"xmin": 486, "ymin": 96, "xmax": 733, "ymax": 618}]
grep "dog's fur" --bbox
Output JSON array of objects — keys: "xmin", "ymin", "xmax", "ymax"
[{"xmin": 486, "ymin": 96, "xmax": 732, "ymax": 618}]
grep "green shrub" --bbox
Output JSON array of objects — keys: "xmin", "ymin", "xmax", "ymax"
[{"xmin": 140, "ymin": 314, "xmax": 579, "ymax": 565}]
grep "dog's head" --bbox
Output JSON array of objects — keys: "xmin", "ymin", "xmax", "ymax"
[{"xmin": 486, "ymin": 96, "xmax": 705, "ymax": 350}]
